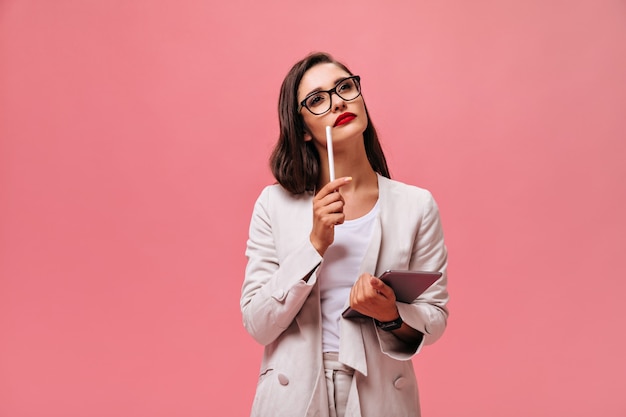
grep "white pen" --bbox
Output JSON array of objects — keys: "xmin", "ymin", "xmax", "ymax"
[{"xmin": 325, "ymin": 126, "xmax": 335, "ymax": 182}]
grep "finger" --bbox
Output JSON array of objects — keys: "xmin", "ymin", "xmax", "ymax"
[
  {"xmin": 351, "ymin": 278, "xmax": 368, "ymax": 304},
  {"xmin": 313, "ymin": 198, "xmax": 344, "ymax": 221},
  {"xmin": 370, "ymin": 277, "xmax": 394, "ymax": 298},
  {"xmin": 370, "ymin": 276, "xmax": 384, "ymax": 289},
  {"xmin": 319, "ymin": 176, "xmax": 352, "ymax": 196},
  {"xmin": 314, "ymin": 192, "xmax": 344, "ymax": 213},
  {"xmin": 320, "ymin": 213, "xmax": 345, "ymax": 228},
  {"xmin": 325, "ymin": 199, "xmax": 345, "ymax": 214}
]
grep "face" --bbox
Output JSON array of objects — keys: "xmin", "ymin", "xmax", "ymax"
[{"xmin": 297, "ymin": 63, "xmax": 368, "ymax": 149}]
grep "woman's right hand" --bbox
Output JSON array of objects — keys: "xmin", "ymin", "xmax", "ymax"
[{"xmin": 310, "ymin": 177, "xmax": 352, "ymax": 256}]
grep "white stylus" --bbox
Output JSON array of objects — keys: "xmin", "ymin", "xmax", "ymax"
[{"xmin": 326, "ymin": 126, "xmax": 335, "ymax": 181}]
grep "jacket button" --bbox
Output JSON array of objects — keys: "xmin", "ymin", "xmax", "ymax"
[
  {"xmin": 394, "ymin": 377, "xmax": 407, "ymax": 389},
  {"xmin": 272, "ymin": 289, "xmax": 285, "ymax": 300},
  {"xmin": 277, "ymin": 373, "xmax": 289, "ymax": 386}
]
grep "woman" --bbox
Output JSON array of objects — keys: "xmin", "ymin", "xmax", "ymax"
[{"xmin": 241, "ymin": 52, "xmax": 449, "ymax": 417}]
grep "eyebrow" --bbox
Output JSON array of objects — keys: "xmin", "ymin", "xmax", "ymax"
[{"xmin": 303, "ymin": 76, "xmax": 351, "ymax": 98}]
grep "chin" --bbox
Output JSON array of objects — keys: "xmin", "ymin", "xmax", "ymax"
[{"xmin": 348, "ymin": 119, "xmax": 368, "ymax": 137}]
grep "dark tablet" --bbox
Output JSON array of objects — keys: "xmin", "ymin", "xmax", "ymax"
[{"xmin": 342, "ymin": 270, "xmax": 442, "ymax": 319}]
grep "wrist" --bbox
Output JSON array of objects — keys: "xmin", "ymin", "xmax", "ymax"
[
  {"xmin": 309, "ymin": 234, "xmax": 328, "ymax": 256},
  {"xmin": 376, "ymin": 307, "xmax": 400, "ymax": 323},
  {"xmin": 374, "ymin": 315, "xmax": 403, "ymax": 332}
]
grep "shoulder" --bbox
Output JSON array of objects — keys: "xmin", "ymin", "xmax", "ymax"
[
  {"xmin": 379, "ymin": 175, "xmax": 436, "ymax": 206},
  {"xmin": 256, "ymin": 183, "xmax": 313, "ymax": 202},
  {"xmin": 253, "ymin": 184, "xmax": 314, "ymax": 214}
]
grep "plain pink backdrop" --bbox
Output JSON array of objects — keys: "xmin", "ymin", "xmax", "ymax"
[{"xmin": 1, "ymin": 1, "xmax": 625, "ymax": 416}]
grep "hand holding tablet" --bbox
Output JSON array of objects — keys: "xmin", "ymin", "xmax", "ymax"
[{"xmin": 342, "ymin": 270, "xmax": 442, "ymax": 319}]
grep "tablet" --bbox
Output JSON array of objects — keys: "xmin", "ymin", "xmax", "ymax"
[{"xmin": 341, "ymin": 270, "xmax": 442, "ymax": 319}]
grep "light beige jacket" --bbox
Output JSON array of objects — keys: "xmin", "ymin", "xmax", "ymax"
[{"xmin": 241, "ymin": 174, "xmax": 449, "ymax": 417}]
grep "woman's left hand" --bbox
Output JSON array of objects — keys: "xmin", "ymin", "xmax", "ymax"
[{"xmin": 349, "ymin": 273, "xmax": 399, "ymax": 321}]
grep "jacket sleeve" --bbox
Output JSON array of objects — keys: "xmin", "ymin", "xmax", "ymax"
[
  {"xmin": 240, "ymin": 187, "xmax": 323, "ymax": 346},
  {"xmin": 378, "ymin": 190, "xmax": 449, "ymax": 357}
]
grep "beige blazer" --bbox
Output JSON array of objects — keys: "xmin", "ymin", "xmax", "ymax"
[{"xmin": 241, "ymin": 174, "xmax": 449, "ymax": 417}]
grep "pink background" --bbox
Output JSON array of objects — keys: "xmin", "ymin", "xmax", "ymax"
[{"xmin": 1, "ymin": 1, "xmax": 625, "ymax": 416}]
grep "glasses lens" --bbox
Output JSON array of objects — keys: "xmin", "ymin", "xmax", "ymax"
[
  {"xmin": 335, "ymin": 77, "xmax": 360, "ymax": 101},
  {"xmin": 305, "ymin": 92, "xmax": 330, "ymax": 115}
]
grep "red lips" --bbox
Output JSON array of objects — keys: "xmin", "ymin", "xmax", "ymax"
[{"xmin": 334, "ymin": 112, "xmax": 356, "ymax": 127}]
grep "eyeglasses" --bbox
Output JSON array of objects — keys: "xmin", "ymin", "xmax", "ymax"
[{"xmin": 299, "ymin": 75, "xmax": 361, "ymax": 115}]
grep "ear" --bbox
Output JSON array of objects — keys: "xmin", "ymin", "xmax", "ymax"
[{"xmin": 303, "ymin": 130, "xmax": 313, "ymax": 142}]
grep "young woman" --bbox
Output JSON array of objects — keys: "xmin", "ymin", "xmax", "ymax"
[{"xmin": 241, "ymin": 52, "xmax": 449, "ymax": 417}]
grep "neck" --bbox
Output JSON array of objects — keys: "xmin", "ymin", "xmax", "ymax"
[{"xmin": 318, "ymin": 143, "xmax": 378, "ymax": 193}]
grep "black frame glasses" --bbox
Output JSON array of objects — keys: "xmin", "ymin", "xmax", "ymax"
[{"xmin": 298, "ymin": 75, "xmax": 361, "ymax": 115}]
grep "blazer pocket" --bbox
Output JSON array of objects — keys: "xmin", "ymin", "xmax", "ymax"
[
  {"xmin": 251, "ymin": 366, "xmax": 280, "ymax": 415},
  {"xmin": 257, "ymin": 367, "xmax": 275, "ymax": 386}
]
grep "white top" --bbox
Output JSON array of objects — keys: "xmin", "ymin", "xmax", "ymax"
[{"xmin": 319, "ymin": 200, "xmax": 379, "ymax": 353}]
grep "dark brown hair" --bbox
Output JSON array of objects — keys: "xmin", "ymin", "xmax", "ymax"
[{"xmin": 270, "ymin": 52, "xmax": 390, "ymax": 194}]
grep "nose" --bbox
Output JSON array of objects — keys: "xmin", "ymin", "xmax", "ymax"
[{"xmin": 330, "ymin": 91, "xmax": 347, "ymax": 112}]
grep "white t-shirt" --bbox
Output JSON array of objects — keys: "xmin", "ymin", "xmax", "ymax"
[{"xmin": 319, "ymin": 200, "xmax": 379, "ymax": 353}]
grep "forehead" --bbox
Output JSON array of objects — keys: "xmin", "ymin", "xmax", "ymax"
[{"xmin": 298, "ymin": 63, "xmax": 351, "ymax": 98}]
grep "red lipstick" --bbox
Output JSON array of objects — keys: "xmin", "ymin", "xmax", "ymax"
[{"xmin": 334, "ymin": 112, "xmax": 356, "ymax": 127}]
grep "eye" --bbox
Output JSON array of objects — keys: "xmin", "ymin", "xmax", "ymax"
[
  {"xmin": 337, "ymin": 79, "xmax": 354, "ymax": 92},
  {"xmin": 306, "ymin": 93, "xmax": 327, "ymax": 108}
]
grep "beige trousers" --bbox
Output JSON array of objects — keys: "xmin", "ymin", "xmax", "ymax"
[{"xmin": 323, "ymin": 352, "xmax": 355, "ymax": 417}]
